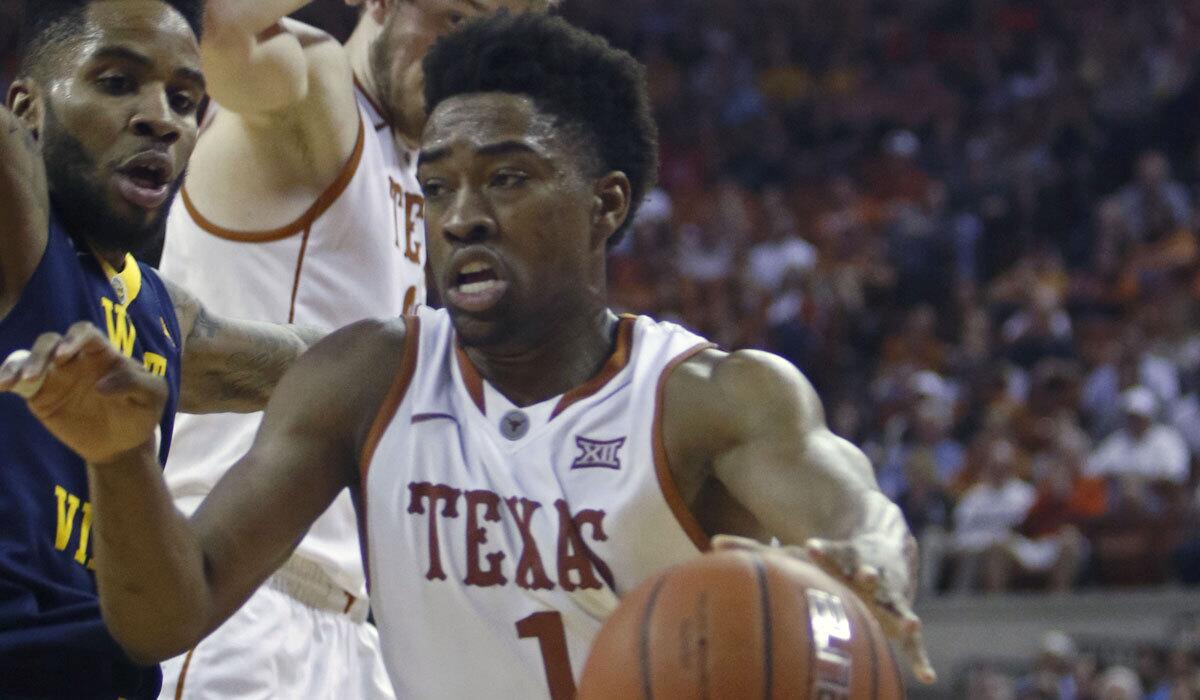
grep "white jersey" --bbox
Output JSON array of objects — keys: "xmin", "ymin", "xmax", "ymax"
[
  {"xmin": 160, "ymin": 88, "xmax": 425, "ymax": 599},
  {"xmin": 362, "ymin": 307, "xmax": 713, "ymax": 699}
]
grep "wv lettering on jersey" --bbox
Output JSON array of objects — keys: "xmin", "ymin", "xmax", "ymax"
[
  {"xmin": 100, "ymin": 296, "xmax": 170, "ymax": 377},
  {"xmin": 52, "ymin": 485, "xmax": 95, "ymax": 569},
  {"xmin": 408, "ymin": 482, "xmax": 614, "ymax": 592}
]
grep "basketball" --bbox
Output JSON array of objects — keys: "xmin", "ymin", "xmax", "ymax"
[{"xmin": 578, "ymin": 549, "xmax": 904, "ymax": 700}]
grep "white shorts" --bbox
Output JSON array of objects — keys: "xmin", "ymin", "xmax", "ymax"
[{"xmin": 159, "ymin": 566, "xmax": 394, "ymax": 700}]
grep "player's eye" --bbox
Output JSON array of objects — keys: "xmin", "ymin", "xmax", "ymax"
[
  {"xmin": 447, "ymin": 12, "xmax": 464, "ymax": 25},
  {"xmin": 97, "ymin": 73, "xmax": 135, "ymax": 94},
  {"xmin": 169, "ymin": 91, "xmax": 197, "ymax": 116},
  {"xmin": 490, "ymin": 171, "xmax": 528, "ymax": 189},
  {"xmin": 421, "ymin": 180, "xmax": 448, "ymax": 199}
]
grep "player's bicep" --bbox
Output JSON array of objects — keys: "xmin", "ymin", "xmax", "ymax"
[
  {"xmin": 701, "ymin": 351, "xmax": 878, "ymax": 541},
  {"xmin": 185, "ymin": 320, "xmax": 395, "ymax": 628}
]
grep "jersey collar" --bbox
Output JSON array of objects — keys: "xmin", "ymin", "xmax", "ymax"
[{"xmin": 96, "ymin": 252, "xmax": 143, "ymax": 306}]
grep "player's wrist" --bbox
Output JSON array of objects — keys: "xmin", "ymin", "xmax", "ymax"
[{"xmin": 87, "ymin": 437, "xmax": 158, "ymax": 472}]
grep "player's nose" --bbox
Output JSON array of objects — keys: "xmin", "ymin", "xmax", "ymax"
[
  {"xmin": 128, "ymin": 89, "xmax": 180, "ymax": 145},
  {"xmin": 442, "ymin": 189, "xmax": 496, "ymax": 244}
]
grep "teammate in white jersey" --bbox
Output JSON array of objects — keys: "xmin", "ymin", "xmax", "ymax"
[
  {"xmin": 158, "ymin": 0, "xmax": 555, "ymax": 696},
  {"xmin": 5, "ymin": 13, "xmax": 937, "ymax": 698}
]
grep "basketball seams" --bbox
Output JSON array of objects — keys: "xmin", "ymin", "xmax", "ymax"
[
  {"xmin": 850, "ymin": 591, "xmax": 882, "ymax": 699},
  {"xmin": 639, "ymin": 575, "xmax": 669, "ymax": 700},
  {"xmin": 751, "ymin": 554, "xmax": 774, "ymax": 700}
]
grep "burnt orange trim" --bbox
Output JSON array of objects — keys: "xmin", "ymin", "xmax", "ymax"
[
  {"xmin": 359, "ymin": 315, "xmax": 422, "ymax": 474},
  {"xmin": 652, "ymin": 341, "xmax": 718, "ymax": 552},
  {"xmin": 286, "ymin": 226, "xmax": 312, "ymax": 323},
  {"xmin": 353, "ymin": 75, "xmax": 390, "ymax": 131},
  {"xmin": 343, "ymin": 593, "xmax": 356, "ymax": 614},
  {"xmin": 550, "ymin": 315, "xmax": 636, "ymax": 419},
  {"xmin": 179, "ymin": 118, "xmax": 366, "ymax": 243},
  {"xmin": 174, "ymin": 647, "xmax": 196, "ymax": 700},
  {"xmin": 455, "ymin": 344, "xmax": 486, "ymax": 414},
  {"xmin": 357, "ymin": 315, "xmax": 421, "ymax": 592}
]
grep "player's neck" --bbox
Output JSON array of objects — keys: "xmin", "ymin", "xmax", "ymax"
[
  {"xmin": 345, "ymin": 21, "xmax": 385, "ymax": 116},
  {"xmin": 89, "ymin": 246, "xmax": 127, "ymax": 272},
  {"xmin": 463, "ymin": 307, "xmax": 620, "ymax": 408}
]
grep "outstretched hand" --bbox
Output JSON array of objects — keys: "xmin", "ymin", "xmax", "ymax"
[
  {"xmin": 0, "ymin": 322, "xmax": 167, "ymax": 464},
  {"xmin": 712, "ymin": 533, "xmax": 937, "ymax": 685}
]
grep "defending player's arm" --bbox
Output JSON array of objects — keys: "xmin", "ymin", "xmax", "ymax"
[
  {"xmin": 200, "ymin": 0, "xmax": 346, "ymax": 115},
  {"xmin": 0, "ymin": 105, "xmax": 50, "ymax": 315},
  {"xmin": 0, "ymin": 318, "xmax": 405, "ymax": 662},
  {"xmin": 162, "ymin": 278, "xmax": 325, "ymax": 413},
  {"xmin": 663, "ymin": 349, "xmax": 936, "ymax": 683}
]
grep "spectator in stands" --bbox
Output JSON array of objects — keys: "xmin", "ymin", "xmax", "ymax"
[
  {"xmin": 1095, "ymin": 665, "xmax": 1143, "ymax": 700},
  {"xmin": 1117, "ymin": 151, "xmax": 1193, "ymax": 247},
  {"xmin": 1086, "ymin": 386, "xmax": 1190, "ymax": 515},
  {"xmin": 1002, "ymin": 284, "xmax": 1075, "ymax": 369},
  {"xmin": 1018, "ymin": 631, "xmax": 1079, "ymax": 700},
  {"xmin": 949, "ymin": 438, "xmax": 1035, "ymax": 592},
  {"xmin": 745, "ymin": 187, "xmax": 817, "ymax": 296}
]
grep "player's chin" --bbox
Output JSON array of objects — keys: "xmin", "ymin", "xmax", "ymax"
[{"xmin": 446, "ymin": 307, "xmax": 513, "ymax": 349}]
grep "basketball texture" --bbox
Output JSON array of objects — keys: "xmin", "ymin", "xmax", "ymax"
[{"xmin": 577, "ymin": 550, "xmax": 905, "ymax": 699}]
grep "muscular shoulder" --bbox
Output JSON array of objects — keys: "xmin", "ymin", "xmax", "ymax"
[
  {"xmin": 670, "ymin": 348, "xmax": 822, "ymax": 429},
  {"xmin": 662, "ymin": 348, "xmax": 825, "ymax": 463},
  {"xmin": 256, "ymin": 316, "xmax": 411, "ymax": 458}
]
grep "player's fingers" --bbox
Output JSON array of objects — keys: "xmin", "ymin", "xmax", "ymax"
[
  {"xmin": 21, "ymin": 332, "xmax": 64, "ymax": 381},
  {"xmin": 95, "ymin": 360, "xmax": 168, "ymax": 407},
  {"xmin": 900, "ymin": 617, "xmax": 937, "ymax": 684},
  {"xmin": 53, "ymin": 322, "xmax": 109, "ymax": 366},
  {"xmin": 0, "ymin": 349, "xmax": 32, "ymax": 393},
  {"xmin": 852, "ymin": 564, "xmax": 881, "ymax": 597},
  {"xmin": 710, "ymin": 534, "xmax": 765, "ymax": 552},
  {"xmin": 805, "ymin": 538, "xmax": 859, "ymax": 580}
]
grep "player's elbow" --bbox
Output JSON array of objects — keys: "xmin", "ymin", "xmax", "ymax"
[{"xmin": 99, "ymin": 585, "xmax": 212, "ymax": 664}]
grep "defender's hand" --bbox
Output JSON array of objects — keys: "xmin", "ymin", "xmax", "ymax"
[
  {"xmin": 0, "ymin": 322, "xmax": 167, "ymax": 464},
  {"xmin": 713, "ymin": 534, "xmax": 937, "ymax": 685}
]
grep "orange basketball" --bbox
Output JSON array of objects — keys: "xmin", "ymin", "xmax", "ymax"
[{"xmin": 578, "ymin": 549, "xmax": 905, "ymax": 699}]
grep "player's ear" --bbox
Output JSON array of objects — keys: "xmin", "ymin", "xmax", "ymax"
[
  {"xmin": 7, "ymin": 80, "xmax": 44, "ymax": 142},
  {"xmin": 590, "ymin": 171, "xmax": 631, "ymax": 249}
]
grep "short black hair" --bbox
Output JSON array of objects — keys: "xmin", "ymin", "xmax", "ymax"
[
  {"xmin": 423, "ymin": 13, "xmax": 659, "ymax": 247},
  {"xmin": 18, "ymin": 0, "xmax": 204, "ymax": 80}
]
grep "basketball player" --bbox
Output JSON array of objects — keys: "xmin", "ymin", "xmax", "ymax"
[
  {"xmin": 0, "ymin": 1, "xmax": 335, "ymax": 697},
  {"xmin": 157, "ymin": 0, "xmax": 556, "ymax": 696},
  {"xmin": 3, "ymin": 13, "xmax": 937, "ymax": 698}
]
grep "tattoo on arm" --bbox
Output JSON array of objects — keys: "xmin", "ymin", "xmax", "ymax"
[{"xmin": 180, "ymin": 306, "xmax": 323, "ymax": 413}]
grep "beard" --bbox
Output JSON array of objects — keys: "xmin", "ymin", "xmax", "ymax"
[
  {"xmin": 369, "ymin": 14, "xmax": 429, "ymax": 141},
  {"xmin": 40, "ymin": 105, "xmax": 181, "ymax": 258}
]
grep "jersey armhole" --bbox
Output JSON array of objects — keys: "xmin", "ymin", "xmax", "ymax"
[
  {"xmin": 651, "ymin": 341, "xmax": 718, "ymax": 552},
  {"xmin": 355, "ymin": 314, "xmax": 421, "ymax": 592},
  {"xmin": 358, "ymin": 314, "xmax": 422, "ymax": 477}
]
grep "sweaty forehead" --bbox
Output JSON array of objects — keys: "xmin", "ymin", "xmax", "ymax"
[
  {"xmin": 80, "ymin": 0, "xmax": 200, "ymax": 68},
  {"xmin": 421, "ymin": 93, "xmax": 559, "ymax": 157}
]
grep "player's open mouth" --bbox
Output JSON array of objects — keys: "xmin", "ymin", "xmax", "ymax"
[
  {"xmin": 447, "ymin": 260, "xmax": 510, "ymax": 313},
  {"xmin": 114, "ymin": 153, "xmax": 172, "ymax": 210}
]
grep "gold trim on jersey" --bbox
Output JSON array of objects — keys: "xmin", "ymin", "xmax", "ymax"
[{"xmin": 96, "ymin": 252, "xmax": 143, "ymax": 306}]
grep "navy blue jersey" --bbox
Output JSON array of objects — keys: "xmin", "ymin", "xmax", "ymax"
[{"xmin": 0, "ymin": 214, "xmax": 181, "ymax": 699}]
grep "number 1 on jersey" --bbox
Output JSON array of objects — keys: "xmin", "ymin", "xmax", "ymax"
[{"xmin": 516, "ymin": 611, "xmax": 576, "ymax": 700}]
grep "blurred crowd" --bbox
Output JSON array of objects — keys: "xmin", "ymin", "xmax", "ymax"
[
  {"xmin": 965, "ymin": 628, "xmax": 1200, "ymax": 700},
  {"xmin": 6, "ymin": 0, "xmax": 1200, "ymax": 595},
  {"xmin": 566, "ymin": 0, "xmax": 1200, "ymax": 595}
]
